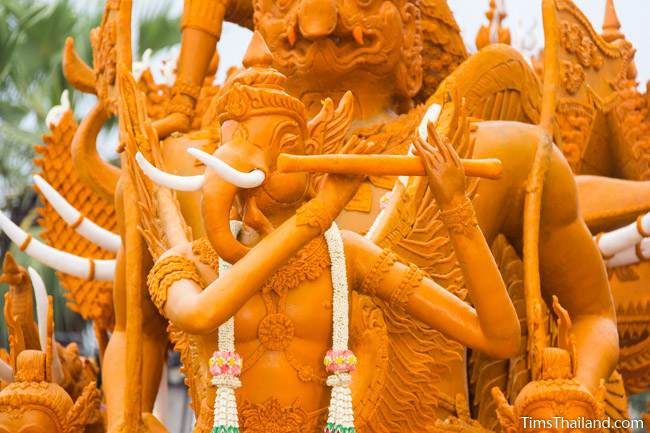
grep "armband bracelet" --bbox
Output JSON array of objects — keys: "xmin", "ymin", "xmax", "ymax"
[
  {"xmin": 361, "ymin": 248, "xmax": 397, "ymax": 297},
  {"xmin": 192, "ymin": 237, "xmax": 219, "ymax": 271},
  {"xmin": 594, "ymin": 233, "xmax": 614, "ymax": 260},
  {"xmin": 439, "ymin": 197, "xmax": 478, "ymax": 235},
  {"xmin": 168, "ymin": 98, "xmax": 196, "ymax": 118},
  {"xmin": 147, "ymin": 255, "xmax": 205, "ymax": 315},
  {"xmin": 636, "ymin": 243, "xmax": 650, "ymax": 262},
  {"xmin": 171, "ymin": 80, "xmax": 202, "ymax": 101},
  {"xmin": 389, "ymin": 264, "xmax": 424, "ymax": 311},
  {"xmin": 637, "ymin": 214, "xmax": 650, "ymax": 238}
]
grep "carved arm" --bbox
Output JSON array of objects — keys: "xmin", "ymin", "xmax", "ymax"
[
  {"xmin": 537, "ymin": 147, "xmax": 619, "ymax": 393},
  {"xmin": 345, "ymin": 210, "xmax": 521, "ymax": 360},
  {"xmin": 158, "ymin": 210, "xmax": 324, "ymax": 334},
  {"xmin": 151, "ymin": 0, "xmax": 254, "ymax": 138},
  {"xmin": 153, "ymin": 0, "xmax": 224, "ymax": 137}
]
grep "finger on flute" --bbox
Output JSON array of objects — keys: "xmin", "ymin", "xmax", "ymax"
[{"xmin": 277, "ymin": 154, "xmax": 503, "ymax": 180}]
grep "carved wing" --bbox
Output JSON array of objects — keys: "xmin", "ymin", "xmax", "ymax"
[
  {"xmin": 540, "ymin": 0, "xmax": 634, "ymax": 173},
  {"xmin": 119, "ymin": 64, "xmax": 196, "ymax": 255},
  {"xmin": 354, "ymin": 99, "xmax": 475, "ymax": 430},
  {"xmin": 34, "ymin": 110, "xmax": 117, "ymax": 331},
  {"xmin": 360, "ymin": 44, "xmax": 543, "ymax": 430},
  {"xmin": 469, "ymin": 235, "xmax": 529, "ymax": 430},
  {"xmin": 426, "ymin": 44, "xmax": 542, "ymax": 125}
]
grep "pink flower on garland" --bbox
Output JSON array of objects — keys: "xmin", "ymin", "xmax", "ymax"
[
  {"xmin": 323, "ymin": 349, "xmax": 357, "ymax": 374},
  {"xmin": 209, "ymin": 351, "xmax": 243, "ymax": 377}
]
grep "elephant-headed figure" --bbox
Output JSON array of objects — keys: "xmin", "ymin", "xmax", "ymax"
[
  {"xmin": 0, "ymin": 350, "xmax": 100, "ymax": 433},
  {"xmin": 164, "ymin": 31, "xmax": 368, "ymax": 264},
  {"xmin": 134, "ymin": 31, "xmax": 394, "ymax": 432}
]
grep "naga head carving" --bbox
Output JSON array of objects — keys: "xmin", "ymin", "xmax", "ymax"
[{"xmin": 252, "ymin": 0, "xmax": 423, "ymax": 102}]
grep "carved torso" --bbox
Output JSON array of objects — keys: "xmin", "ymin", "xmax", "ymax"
[{"xmin": 190, "ymin": 237, "xmax": 336, "ymax": 431}]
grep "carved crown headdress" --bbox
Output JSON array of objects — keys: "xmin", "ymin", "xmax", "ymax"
[
  {"xmin": 216, "ymin": 32, "xmax": 307, "ymax": 133},
  {"xmin": 0, "ymin": 351, "xmax": 73, "ymax": 431}
]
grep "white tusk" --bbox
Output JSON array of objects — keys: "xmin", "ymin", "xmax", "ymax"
[
  {"xmin": 606, "ymin": 238, "xmax": 650, "ymax": 268},
  {"xmin": 33, "ymin": 175, "xmax": 122, "ymax": 252},
  {"xmin": 28, "ymin": 267, "xmax": 49, "ymax": 351},
  {"xmin": 596, "ymin": 211, "xmax": 650, "ymax": 258},
  {"xmin": 187, "ymin": 148, "xmax": 266, "ymax": 189},
  {"xmin": 28, "ymin": 266, "xmax": 64, "ymax": 384},
  {"xmin": 45, "ymin": 89, "xmax": 71, "ymax": 128},
  {"xmin": 0, "ymin": 212, "xmax": 115, "ymax": 281},
  {"xmin": 135, "ymin": 152, "xmax": 205, "ymax": 191}
]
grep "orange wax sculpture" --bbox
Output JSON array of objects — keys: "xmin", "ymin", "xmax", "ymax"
[{"xmin": 0, "ymin": 0, "xmax": 640, "ymax": 432}]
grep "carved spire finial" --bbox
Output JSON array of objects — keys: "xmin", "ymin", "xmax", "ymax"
[
  {"xmin": 243, "ymin": 31, "xmax": 274, "ymax": 68},
  {"xmin": 476, "ymin": 0, "xmax": 510, "ymax": 50},
  {"xmin": 486, "ymin": 0, "xmax": 496, "ymax": 21},
  {"xmin": 602, "ymin": 0, "xmax": 624, "ymax": 43}
]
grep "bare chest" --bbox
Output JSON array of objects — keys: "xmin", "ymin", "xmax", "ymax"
[{"xmin": 233, "ymin": 271, "xmax": 335, "ymax": 345}]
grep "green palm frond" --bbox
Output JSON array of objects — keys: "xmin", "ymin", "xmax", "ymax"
[
  {"xmin": 0, "ymin": 0, "xmax": 183, "ymax": 346},
  {"xmin": 137, "ymin": 0, "xmax": 181, "ymax": 56}
]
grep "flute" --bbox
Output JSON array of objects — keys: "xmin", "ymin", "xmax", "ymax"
[{"xmin": 277, "ymin": 154, "xmax": 503, "ymax": 180}]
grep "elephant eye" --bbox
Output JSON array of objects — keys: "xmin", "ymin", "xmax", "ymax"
[{"xmin": 279, "ymin": 133, "xmax": 300, "ymax": 152}]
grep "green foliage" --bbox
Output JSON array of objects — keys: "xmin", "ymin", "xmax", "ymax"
[
  {"xmin": 137, "ymin": 1, "xmax": 181, "ymax": 57},
  {"xmin": 0, "ymin": 0, "xmax": 101, "ymax": 206},
  {"xmin": 0, "ymin": 0, "xmax": 182, "ymax": 348}
]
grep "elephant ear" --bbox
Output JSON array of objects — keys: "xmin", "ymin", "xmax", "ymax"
[{"xmin": 307, "ymin": 91, "xmax": 355, "ymax": 155}]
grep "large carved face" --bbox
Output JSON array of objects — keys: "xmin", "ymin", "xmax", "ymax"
[
  {"xmin": 0, "ymin": 408, "xmax": 61, "ymax": 433},
  {"xmin": 519, "ymin": 399, "xmax": 601, "ymax": 432},
  {"xmin": 510, "ymin": 379, "xmax": 605, "ymax": 433},
  {"xmin": 253, "ymin": 0, "xmax": 422, "ymax": 99}
]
